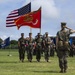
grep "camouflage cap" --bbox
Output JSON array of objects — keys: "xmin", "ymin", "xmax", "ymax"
[
  {"xmin": 38, "ymin": 33, "xmax": 40, "ymax": 35},
  {"xmin": 61, "ymin": 22, "xmax": 66, "ymax": 26},
  {"xmin": 45, "ymin": 32, "xmax": 48, "ymax": 34},
  {"xmin": 21, "ymin": 33, "xmax": 24, "ymax": 35},
  {"xmin": 29, "ymin": 33, "xmax": 32, "ymax": 35}
]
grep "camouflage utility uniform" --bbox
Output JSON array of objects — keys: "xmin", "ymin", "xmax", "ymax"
[
  {"xmin": 18, "ymin": 37, "xmax": 26, "ymax": 62},
  {"xmin": 56, "ymin": 23, "xmax": 73, "ymax": 73},
  {"xmin": 35, "ymin": 33, "xmax": 42, "ymax": 62},
  {"xmin": 44, "ymin": 36, "xmax": 51, "ymax": 62},
  {"xmin": 27, "ymin": 37, "xmax": 34, "ymax": 62}
]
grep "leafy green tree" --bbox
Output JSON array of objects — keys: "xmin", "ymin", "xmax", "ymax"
[
  {"xmin": 10, "ymin": 40, "xmax": 18, "ymax": 45},
  {"xmin": 0, "ymin": 38, "xmax": 3, "ymax": 44}
]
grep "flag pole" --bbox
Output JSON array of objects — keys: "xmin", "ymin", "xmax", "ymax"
[
  {"xmin": 7, "ymin": 44, "xmax": 12, "ymax": 56},
  {"xmin": 7, "ymin": 37, "xmax": 12, "ymax": 56},
  {"xmin": 40, "ymin": 28, "xmax": 41, "ymax": 35},
  {"xmin": 40, "ymin": 7, "xmax": 41, "ymax": 35},
  {"xmin": 30, "ymin": 27, "xmax": 32, "ymax": 33},
  {"xmin": 30, "ymin": 0, "xmax": 32, "ymax": 33}
]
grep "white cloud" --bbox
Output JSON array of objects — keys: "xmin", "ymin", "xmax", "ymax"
[
  {"xmin": 0, "ymin": 0, "xmax": 9, "ymax": 3},
  {"xmin": 0, "ymin": 35, "xmax": 19, "ymax": 40},
  {"xmin": 0, "ymin": 0, "xmax": 20, "ymax": 3},
  {"xmin": 10, "ymin": 35, "xmax": 19, "ymax": 40},
  {"xmin": 24, "ymin": 0, "xmax": 60, "ymax": 19},
  {"xmin": 1, "ymin": 35, "xmax": 7, "ymax": 40}
]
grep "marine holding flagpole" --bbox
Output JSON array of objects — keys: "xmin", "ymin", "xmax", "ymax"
[{"xmin": 18, "ymin": 33, "xmax": 26, "ymax": 62}]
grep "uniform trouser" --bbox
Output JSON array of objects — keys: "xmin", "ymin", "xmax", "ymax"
[
  {"xmin": 36, "ymin": 49, "xmax": 41, "ymax": 60},
  {"xmin": 19, "ymin": 47, "xmax": 25, "ymax": 60},
  {"xmin": 44, "ymin": 49, "xmax": 49, "ymax": 60},
  {"xmin": 69, "ymin": 49, "xmax": 74, "ymax": 57},
  {"xmin": 50, "ymin": 48, "xmax": 55, "ymax": 56},
  {"xmin": 58, "ymin": 50, "xmax": 68, "ymax": 70},
  {"xmin": 44, "ymin": 46, "xmax": 50, "ymax": 60},
  {"xmin": 27, "ymin": 49, "xmax": 33, "ymax": 60}
]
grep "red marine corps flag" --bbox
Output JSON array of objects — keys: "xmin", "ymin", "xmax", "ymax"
[{"xmin": 14, "ymin": 7, "xmax": 41, "ymax": 29}]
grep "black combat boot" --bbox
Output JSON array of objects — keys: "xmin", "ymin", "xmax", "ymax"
[
  {"xmin": 29, "ymin": 59, "xmax": 32, "ymax": 62},
  {"xmin": 60, "ymin": 69, "xmax": 64, "ymax": 73},
  {"xmin": 37, "ymin": 59, "xmax": 40, "ymax": 62},
  {"xmin": 64, "ymin": 68, "xmax": 67, "ymax": 73},
  {"xmin": 22, "ymin": 59, "xmax": 24, "ymax": 62}
]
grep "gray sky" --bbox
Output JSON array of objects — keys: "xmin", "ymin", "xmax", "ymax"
[{"xmin": 0, "ymin": 0, "xmax": 75, "ymax": 40}]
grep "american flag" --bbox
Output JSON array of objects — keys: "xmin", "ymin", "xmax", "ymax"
[{"xmin": 6, "ymin": 2, "xmax": 31, "ymax": 27}]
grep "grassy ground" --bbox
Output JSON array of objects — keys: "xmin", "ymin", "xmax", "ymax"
[{"xmin": 0, "ymin": 49, "xmax": 75, "ymax": 75}]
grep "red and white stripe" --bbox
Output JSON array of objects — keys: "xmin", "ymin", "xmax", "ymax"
[{"xmin": 6, "ymin": 9, "xmax": 20, "ymax": 27}]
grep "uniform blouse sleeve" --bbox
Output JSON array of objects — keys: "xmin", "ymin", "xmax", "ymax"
[{"xmin": 67, "ymin": 29, "xmax": 73, "ymax": 35}]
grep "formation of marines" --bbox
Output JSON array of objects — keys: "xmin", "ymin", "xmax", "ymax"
[
  {"xmin": 18, "ymin": 22, "xmax": 75, "ymax": 73},
  {"xmin": 18, "ymin": 32, "xmax": 55, "ymax": 62}
]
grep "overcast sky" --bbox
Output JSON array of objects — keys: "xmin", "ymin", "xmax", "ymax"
[{"xmin": 0, "ymin": 0, "xmax": 75, "ymax": 40}]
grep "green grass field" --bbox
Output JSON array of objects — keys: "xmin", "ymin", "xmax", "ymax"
[{"xmin": 0, "ymin": 49, "xmax": 75, "ymax": 75}]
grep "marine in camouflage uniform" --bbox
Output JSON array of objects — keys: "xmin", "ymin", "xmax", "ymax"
[
  {"xmin": 43, "ymin": 32, "xmax": 51, "ymax": 62},
  {"xmin": 18, "ymin": 33, "xmax": 26, "ymax": 62},
  {"xmin": 56, "ymin": 22, "xmax": 75, "ymax": 73},
  {"xmin": 35, "ymin": 33, "xmax": 42, "ymax": 62},
  {"xmin": 27, "ymin": 33, "xmax": 34, "ymax": 62},
  {"xmin": 50, "ymin": 40, "xmax": 55, "ymax": 57}
]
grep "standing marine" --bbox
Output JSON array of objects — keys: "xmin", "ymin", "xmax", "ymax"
[
  {"xmin": 27, "ymin": 33, "xmax": 34, "ymax": 62},
  {"xmin": 35, "ymin": 33, "xmax": 42, "ymax": 62},
  {"xmin": 18, "ymin": 33, "xmax": 26, "ymax": 62},
  {"xmin": 56, "ymin": 22, "xmax": 75, "ymax": 73},
  {"xmin": 43, "ymin": 32, "xmax": 52, "ymax": 62}
]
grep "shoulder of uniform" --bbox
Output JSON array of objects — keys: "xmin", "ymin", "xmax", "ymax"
[
  {"xmin": 18, "ymin": 38, "xmax": 21, "ymax": 41},
  {"xmin": 57, "ymin": 31, "xmax": 60, "ymax": 36},
  {"xmin": 58, "ymin": 30, "xmax": 61, "ymax": 33}
]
